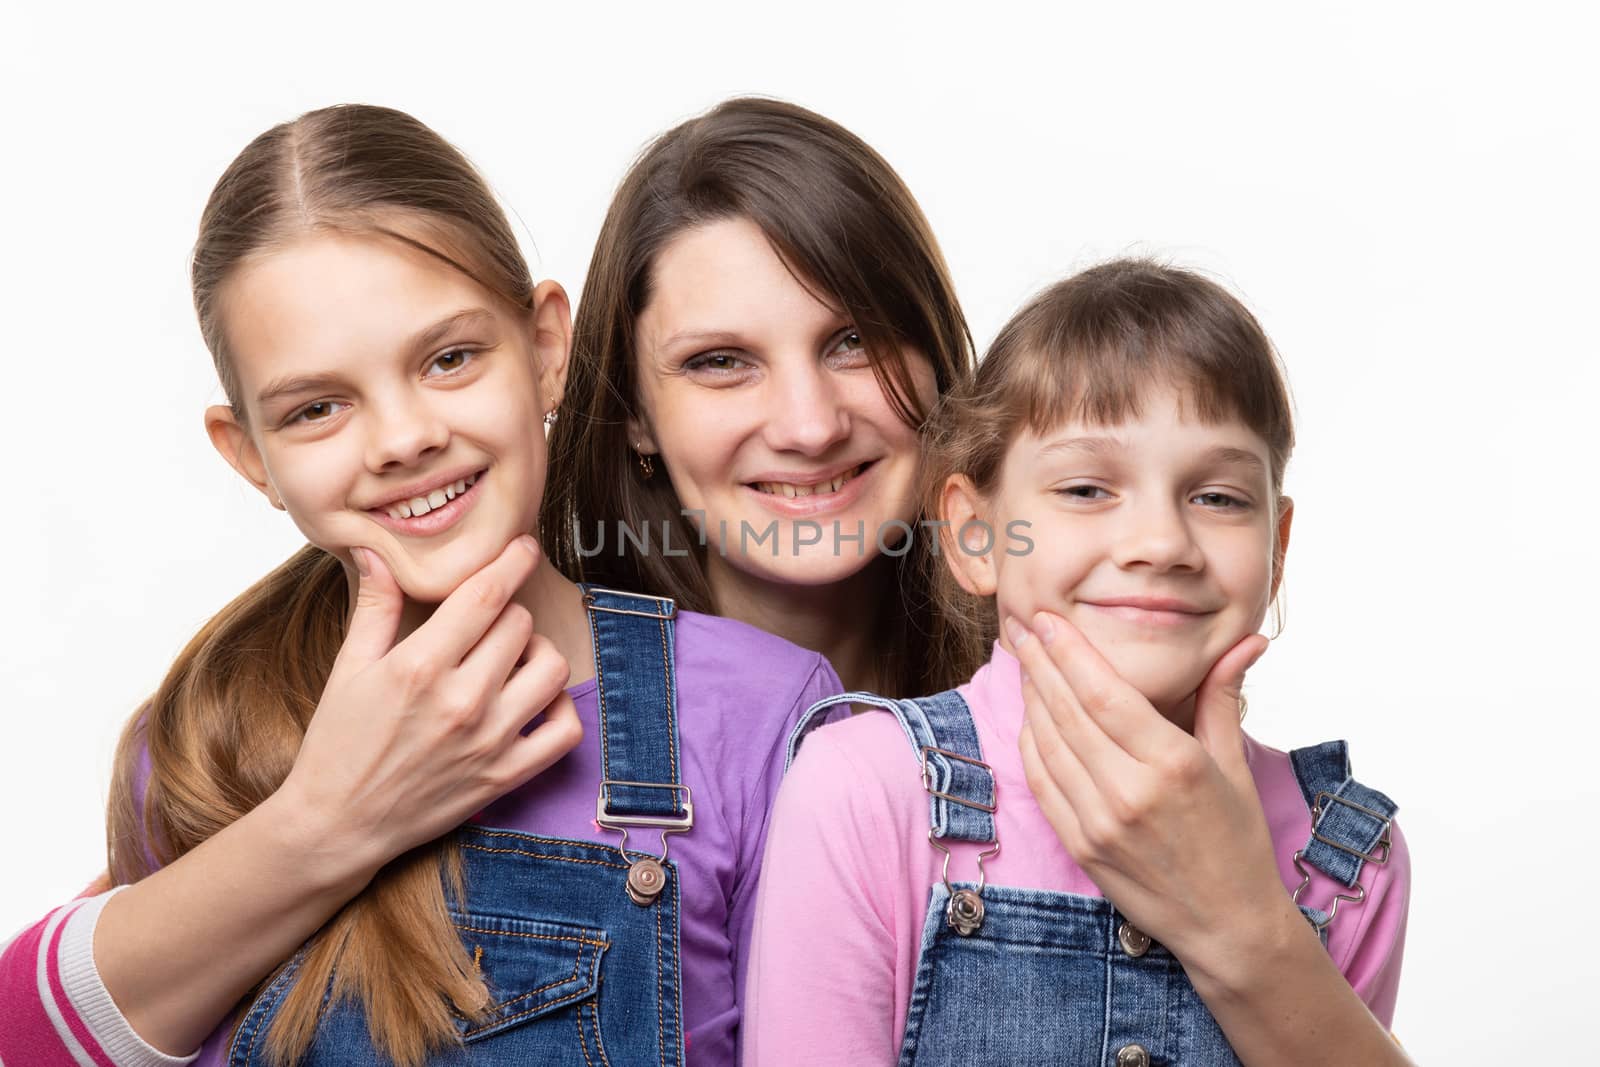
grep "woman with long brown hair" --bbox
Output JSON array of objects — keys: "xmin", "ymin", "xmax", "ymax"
[
  {"xmin": 1, "ymin": 103, "xmax": 840, "ymax": 1066},
  {"xmin": 543, "ymin": 97, "xmax": 981, "ymax": 697}
]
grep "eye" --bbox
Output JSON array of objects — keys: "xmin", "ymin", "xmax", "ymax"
[
  {"xmin": 287, "ymin": 399, "xmax": 347, "ymax": 426},
  {"xmin": 1193, "ymin": 491, "xmax": 1249, "ymax": 510},
  {"xmin": 1055, "ymin": 484, "xmax": 1112, "ymax": 501},
  {"xmin": 426, "ymin": 348, "xmax": 477, "ymax": 376},
  {"xmin": 826, "ymin": 329, "xmax": 869, "ymax": 367},
  {"xmin": 683, "ymin": 350, "xmax": 750, "ymax": 373}
]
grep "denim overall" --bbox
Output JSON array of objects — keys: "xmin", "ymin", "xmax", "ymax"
[
  {"xmin": 228, "ymin": 587, "xmax": 692, "ymax": 1066},
  {"xmin": 789, "ymin": 690, "xmax": 1398, "ymax": 1067}
]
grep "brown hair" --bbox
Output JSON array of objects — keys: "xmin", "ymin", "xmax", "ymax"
[
  {"xmin": 106, "ymin": 103, "xmax": 538, "ymax": 1066},
  {"xmin": 921, "ymin": 258, "xmax": 1296, "ymax": 664},
  {"xmin": 541, "ymin": 96, "xmax": 975, "ymax": 695}
]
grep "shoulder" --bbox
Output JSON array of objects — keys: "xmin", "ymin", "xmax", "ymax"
[
  {"xmin": 671, "ymin": 610, "xmax": 842, "ymax": 723},
  {"xmin": 782, "ymin": 709, "xmax": 928, "ymax": 830},
  {"xmin": 1244, "ymin": 734, "xmax": 1412, "ymax": 976}
]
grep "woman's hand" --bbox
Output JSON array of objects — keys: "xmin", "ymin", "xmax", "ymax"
[
  {"xmin": 1009, "ymin": 611, "xmax": 1294, "ymax": 977},
  {"xmin": 273, "ymin": 534, "xmax": 584, "ymax": 891}
]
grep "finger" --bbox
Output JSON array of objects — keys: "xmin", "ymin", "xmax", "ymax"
[
  {"xmin": 1007, "ymin": 615, "xmax": 1137, "ymax": 779},
  {"xmin": 395, "ymin": 536, "xmax": 540, "ymax": 667},
  {"xmin": 1018, "ymin": 718, "xmax": 1086, "ymax": 858},
  {"xmin": 489, "ymin": 692, "xmax": 584, "ymax": 792},
  {"xmin": 334, "ymin": 548, "xmax": 403, "ymax": 670},
  {"xmin": 1030, "ymin": 610, "xmax": 1181, "ymax": 761},
  {"xmin": 1019, "ymin": 670, "xmax": 1109, "ymax": 814},
  {"xmin": 490, "ymin": 636, "xmax": 573, "ymax": 738},
  {"xmin": 456, "ymin": 602, "xmax": 537, "ymax": 701},
  {"xmin": 1193, "ymin": 633, "xmax": 1269, "ymax": 780}
]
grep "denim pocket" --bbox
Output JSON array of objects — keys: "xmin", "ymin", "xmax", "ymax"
[{"xmin": 450, "ymin": 911, "xmax": 610, "ymax": 1043}]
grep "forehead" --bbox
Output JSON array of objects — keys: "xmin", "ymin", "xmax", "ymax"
[
  {"xmin": 222, "ymin": 231, "xmax": 508, "ymax": 387},
  {"xmin": 1015, "ymin": 383, "xmax": 1272, "ymax": 464},
  {"xmin": 638, "ymin": 216, "xmax": 842, "ymax": 349}
]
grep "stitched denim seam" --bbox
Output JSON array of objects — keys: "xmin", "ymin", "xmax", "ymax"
[
  {"xmin": 586, "ymin": 604, "xmax": 611, "ymax": 792},
  {"xmin": 656, "ymin": 614, "xmax": 677, "ymax": 783},
  {"xmin": 589, "ymin": 999, "xmax": 613, "ymax": 1066},
  {"xmin": 460, "ymin": 983, "xmax": 596, "ymax": 1036},
  {"xmin": 232, "ymin": 959, "xmax": 300, "ymax": 1065},
  {"xmin": 452, "ymin": 924, "xmax": 608, "ymax": 950},
  {"xmin": 461, "ymin": 843, "xmax": 630, "ymax": 871},
  {"xmin": 577, "ymin": 1006, "xmax": 596, "ymax": 1067},
  {"xmin": 655, "ymin": 882, "xmax": 666, "ymax": 1066}
]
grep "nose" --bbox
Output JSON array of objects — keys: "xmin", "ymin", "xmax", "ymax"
[
  {"xmin": 1110, "ymin": 496, "xmax": 1205, "ymax": 574},
  {"xmin": 364, "ymin": 391, "xmax": 450, "ymax": 471},
  {"xmin": 761, "ymin": 357, "xmax": 851, "ymax": 455}
]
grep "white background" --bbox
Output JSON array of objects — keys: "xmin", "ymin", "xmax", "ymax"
[{"xmin": 3, "ymin": 3, "xmax": 1595, "ymax": 1061}]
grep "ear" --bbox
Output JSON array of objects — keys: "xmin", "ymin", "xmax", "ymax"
[
  {"xmin": 940, "ymin": 474, "xmax": 997, "ymax": 596},
  {"xmin": 205, "ymin": 405, "xmax": 284, "ymax": 510},
  {"xmin": 529, "ymin": 279, "xmax": 573, "ymax": 416},
  {"xmin": 1269, "ymin": 495, "xmax": 1294, "ymax": 600}
]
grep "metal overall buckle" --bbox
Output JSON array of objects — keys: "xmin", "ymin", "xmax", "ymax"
[
  {"xmin": 596, "ymin": 780, "xmax": 694, "ymax": 906},
  {"xmin": 1290, "ymin": 790, "xmax": 1393, "ymax": 931},
  {"xmin": 920, "ymin": 745, "xmax": 1000, "ymax": 936},
  {"xmin": 581, "ymin": 587, "xmax": 678, "ymax": 621}
]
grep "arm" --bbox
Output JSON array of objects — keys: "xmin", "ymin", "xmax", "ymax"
[
  {"xmin": 742, "ymin": 727, "xmax": 903, "ymax": 1067},
  {"xmin": 6, "ymin": 538, "xmax": 581, "ymax": 1061}
]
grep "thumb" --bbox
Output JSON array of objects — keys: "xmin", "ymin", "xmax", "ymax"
[
  {"xmin": 1193, "ymin": 633, "xmax": 1269, "ymax": 778},
  {"xmin": 335, "ymin": 547, "xmax": 403, "ymax": 671}
]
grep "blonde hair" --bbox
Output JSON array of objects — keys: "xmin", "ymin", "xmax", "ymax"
[
  {"xmin": 920, "ymin": 258, "xmax": 1296, "ymax": 664},
  {"xmin": 107, "ymin": 103, "xmax": 539, "ymax": 1066}
]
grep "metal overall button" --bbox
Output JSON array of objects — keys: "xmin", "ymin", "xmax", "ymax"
[
  {"xmin": 1117, "ymin": 921, "xmax": 1152, "ymax": 958},
  {"xmin": 625, "ymin": 856, "xmax": 666, "ymax": 906},
  {"xmin": 1116, "ymin": 1043, "xmax": 1150, "ymax": 1067},
  {"xmin": 946, "ymin": 888, "xmax": 985, "ymax": 936}
]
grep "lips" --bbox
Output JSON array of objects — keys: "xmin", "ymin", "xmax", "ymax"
[{"xmin": 1079, "ymin": 595, "xmax": 1216, "ymax": 629}]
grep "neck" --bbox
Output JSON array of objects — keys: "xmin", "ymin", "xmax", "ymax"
[
  {"xmin": 707, "ymin": 554, "xmax": 894, "ymax": 693},
  {"xmin": 379, "ymin": 550, "xmax": 596, "ymax": 689}
]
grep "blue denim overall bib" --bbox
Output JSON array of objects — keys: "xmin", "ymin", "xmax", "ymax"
[
  {"xmin": 228, "ymin": 587, "xmax": 692, "ymax": 1066},
  {"xmin": 789, "ymin": 690, "xmax": 1397, "ymax": 1067}
]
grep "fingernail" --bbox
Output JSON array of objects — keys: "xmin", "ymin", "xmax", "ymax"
[
  {"xmin": 1033, "ymin": 613, "xmax": 1056, "ymax": 642},
  {"xmin": 351, "ymin": 547, "xmax": 371, "ymax": 577},
  {"xmin": 517, "ymin": 534, "xmax": 539, "ymax": 558},
  {"xmin": 1005, "ymin": 616, "xmax": 1030, "ymax": 646}
]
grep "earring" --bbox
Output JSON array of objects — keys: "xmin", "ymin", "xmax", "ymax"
[
  {"xmin": 543, "ymin": 409, "xmax": 558, "ymax": 428},
  {"xmin": 637, "ymin": 451, "xmax": 655, "ymax": 478}
]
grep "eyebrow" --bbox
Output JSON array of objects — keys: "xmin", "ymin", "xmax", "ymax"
[
  {"xmin": 255, "ymin": 307, "xmax": 497, "ymax": 408},
  {"xmin": 1038, "ymin": 436, "xmax": 1267, "ymax": 474}
]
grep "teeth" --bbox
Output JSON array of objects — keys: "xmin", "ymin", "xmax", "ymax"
[
  {"xmin": 755, "ymin": 465, "xmax": 863, "ymax": 498},
  {"xmin": 381, "ymin": 472, "xmax": 480, "ymax": 520}
]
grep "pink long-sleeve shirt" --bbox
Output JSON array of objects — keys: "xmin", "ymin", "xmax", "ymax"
[{"xmin": 743, "ymin": 643, "xmax": 1411, "ymax": 1065}]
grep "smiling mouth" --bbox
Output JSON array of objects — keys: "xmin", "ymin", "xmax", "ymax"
[
  {"xmin": 372, "ymin": 470, "xmax": 484, "ymax": 520},
  {"xmin": 749, "ymin": 463, "xmax": 869, "ymax": 499}
]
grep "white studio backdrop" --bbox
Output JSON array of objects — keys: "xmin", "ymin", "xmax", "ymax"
[{"xmin": 2, "ymin": 3, "xmax": 1594, "ymax": 1062}]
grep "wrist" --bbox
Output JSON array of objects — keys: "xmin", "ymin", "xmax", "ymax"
[
  {"xmin": 252, "ymin": 785, "xmax": 383, "ymax": 898},
  {"xmin": 1182, "ymin": 895, "xmax": 1319, "ymax": 1006}
]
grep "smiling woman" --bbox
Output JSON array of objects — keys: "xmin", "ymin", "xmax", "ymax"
[{"xmin": 543, "ymin": 97, "xmax": 977, "ymax": 696}]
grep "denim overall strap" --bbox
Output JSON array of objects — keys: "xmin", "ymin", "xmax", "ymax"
[
  {"xmin": 786, "ymin": 689, "xmax": 995, "ymax": 844},
  {"xmin": 579, "ymin": 585, "xmax": 687, "ymax": 822},
  {"xmin": 1288, "ymin": 740, "xmax": 1398, "ymax": 887},
  {"xmin": 1287, "ymin": 740, "xmax": 1397, "ymax": 934}
]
